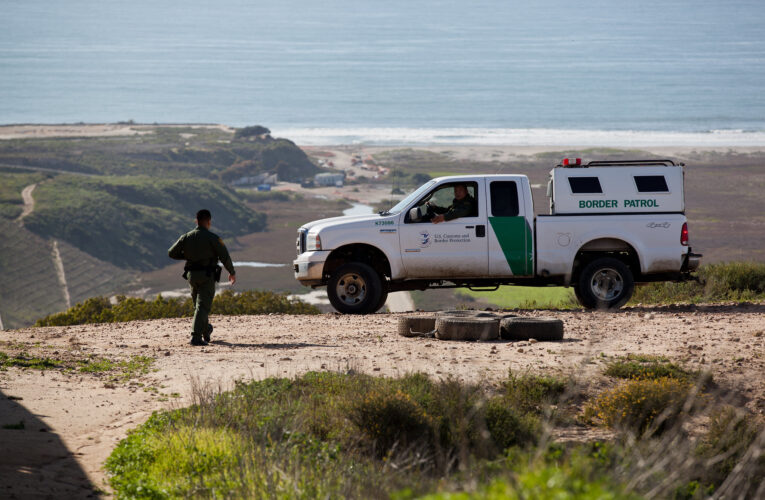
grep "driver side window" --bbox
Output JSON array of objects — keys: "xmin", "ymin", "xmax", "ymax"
[{"xmin": 405, "ymin": 181, "xmax": 479, "ymax": 223}]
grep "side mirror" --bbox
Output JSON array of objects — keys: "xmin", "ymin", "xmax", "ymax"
[{"xmin": 409, "ymin": 206, "xmax": 422, "ymax": 222}]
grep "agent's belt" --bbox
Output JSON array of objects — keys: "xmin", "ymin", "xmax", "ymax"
[{"xmin": 182, "ymin": 260, "xmax": 222, "ymax": 281}]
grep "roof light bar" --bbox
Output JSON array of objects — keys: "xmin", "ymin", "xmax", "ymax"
[{"xmin": 562, "ymin": 158, "xmax": 582, "ymax": 167}]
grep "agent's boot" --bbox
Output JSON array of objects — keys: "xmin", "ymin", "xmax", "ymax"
[
  {"xmin": 190, "ymin": 337, "xmax": 208, "ymax": 346},
  {"xmin": 204, "ymin": 323, "xmax": 213, "ymax": 343}
]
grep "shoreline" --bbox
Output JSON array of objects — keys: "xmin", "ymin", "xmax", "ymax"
[{"xmin": 1, "ymin": 124, "xmax": 765, "ymax": 152}]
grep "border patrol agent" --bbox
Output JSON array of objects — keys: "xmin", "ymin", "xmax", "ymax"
[
  {"xmin": 168, "ymin": 209, "xmax": 236, "ymax": 346},
  {"xmin": 428, "ymin": 184, "xmax": 476, "ymax": 224}
]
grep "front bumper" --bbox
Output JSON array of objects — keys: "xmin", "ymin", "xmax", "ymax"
[{"xmin": 293, "ymin": 250, "xmax": 331, "ymax": 286}]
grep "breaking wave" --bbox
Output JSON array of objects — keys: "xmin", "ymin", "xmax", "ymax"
[{"xmin": 272, "ymin": 127, "xmax": 765, "ymax": 147}]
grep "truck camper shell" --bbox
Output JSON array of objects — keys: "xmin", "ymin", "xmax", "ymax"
[{"xmin": 548, "ymin": 159, "xmax": 685, "ymax": 215}]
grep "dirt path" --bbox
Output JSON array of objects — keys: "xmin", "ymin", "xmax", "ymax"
[
  {"xmin": 1, "ymin": 305, "xmax": 764, "ymax": 496},
  {"xmin": 51, "ymin": 240, "xmax": 72, "ymax": 309},
  {"xmin": 17, "ymin": 183, "xmax": 36, "ymax": 225}
]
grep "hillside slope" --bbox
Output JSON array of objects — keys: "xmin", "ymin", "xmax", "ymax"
[
  {"xmin": 0, "ymin": 220, "xmax": 131, "ymax": 329},
  {"xmin": 23, "ymin": 175, "xmax": 266, "ymax": 270}
]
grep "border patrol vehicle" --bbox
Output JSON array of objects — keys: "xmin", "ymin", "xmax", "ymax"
[{"xmin": 294, "ymin": 159, "xmax": 701, "ymax": 313}]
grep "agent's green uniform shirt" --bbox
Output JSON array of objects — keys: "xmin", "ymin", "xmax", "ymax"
[
  {"xmin": 432, "ymin": 194, "xmax": 476, "ymax": 221},
  {"xmin": 168, "ymin": 226, "xmax": 236, "ymax": 340}
]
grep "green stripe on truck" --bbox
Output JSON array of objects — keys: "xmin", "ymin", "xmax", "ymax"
[{"xmin": 488, "ymin": 216, "xmax": 533, "ymax": 275}]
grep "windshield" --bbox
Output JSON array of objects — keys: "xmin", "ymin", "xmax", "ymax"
[{"xmin": 384, "ymin": 180, "xmax": 437, "ymax": 215}]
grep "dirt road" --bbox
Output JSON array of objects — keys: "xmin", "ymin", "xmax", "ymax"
[
  {"xmin": 1, "ymin": 305, "xmax": 764, "ymax": 497},
  {"xmin": 17, "ymin": 183, "xmax": 36, "ymax": 225}
]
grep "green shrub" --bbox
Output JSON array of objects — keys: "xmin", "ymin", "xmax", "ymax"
[
  {"xmin": 631, "ymin": 261, "xmax": 765, "ymax": 304},
  {"xmin": 105, "ymin": 371, "xmax": 569, "ymax": 498},
  {"xmin": 35, "ymin": 290, "xmax": 318, "ymax": 326},
  {"xmin": 604, "ymin": 354, "xmax": 698, "ymax": 382},
  {"xmin": 586, "ymin": 377, "xmax": 695, "ymax": 435},
  {"xmin": 503, "ymin": 370, "xmax": 568, "ymax": 412},
  {"xmin": 484, "ymin": 398, "xmax": 540, "ymax": 450},
  {"xmin": 695, "ymin": 406, "xmax": 764, "ymax": 487},
  {"xmin": 350, "ymin": 390, "xmax": 434, "ymax": 455},
  {"xmin": 234, "ymin": 125, "xmax": 271, "ymax": 139}
]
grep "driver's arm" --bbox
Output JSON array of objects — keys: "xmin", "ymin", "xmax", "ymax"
[
  {"xmin": 443, "ymin": 198, "xmax": 474, "ymax": 221},
  {"xmin": 427, "ymin": 201, "xmax": 448, "ymax": 214}
]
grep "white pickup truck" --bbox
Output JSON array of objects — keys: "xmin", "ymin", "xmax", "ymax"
[{"xmin": 294, "ymin": 159, "xmax": 701, "ymax": 313}]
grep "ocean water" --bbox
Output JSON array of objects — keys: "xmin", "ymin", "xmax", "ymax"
[{"xmin": 2, "ymin": 0, "xmax": 765, "ymax": 144}]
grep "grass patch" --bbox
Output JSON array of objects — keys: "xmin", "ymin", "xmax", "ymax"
[
  {"xmin": 77, "ymin": 355, "xmax": 153, "ymax": 380},
  {"xmin": 456, "ymin": 285, "xmax": 578, "ymax": 309},
  {"xmin": 694, "ymin": 406, "xmax": 765, "ymax": 492},
  {"xmin": 0, "ymin": 351, "xmax": 61, "ymax": 370},
  {"xmin": 36, "ymin": 289, "xmax": 319, "ymax": 326},
  {"xmin": 106, "ymin": 371, "xmax": 572, "ymax": 498},
  {"xmin": 105, "ymin": 369, "xmax": 765, "ymax": 499},
  {"xmin": 585, "ymin": 377, "xmax": 697, "ymax": 435},
  {"xmin": 1, "ymin": 349, "xmax": 153, "ymax": 382},
  {"xmin": 603, "ymin": 354, "xmax": 701, "ymax": 382},
  {"xmin": 631, "ymin": 262, "xmax": 765, "ymax": 305}
]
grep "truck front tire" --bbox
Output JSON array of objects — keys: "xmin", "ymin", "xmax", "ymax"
[
  {"xmin": 327, "ymin": 262, "xmax": 383, "ymax": 314},
  {"xmin": 577, "ymin": 257, "xmax": 634, "ymax": 310}
]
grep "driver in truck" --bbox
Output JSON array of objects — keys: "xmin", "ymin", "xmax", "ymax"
[{"xmin": 427, "ymin": 183, "xmax": 476, "ymax": 223}]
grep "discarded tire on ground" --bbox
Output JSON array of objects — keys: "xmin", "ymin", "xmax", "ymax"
[
  {"xmin": 397, "ymin": 315, "xmax": 437, "ymax": 338},
  {"xmin": 499, "ymin": 317, "xmax": 564, "ymax": 341},
  {"xmin": 437, "ymin": 310, "xmax": 475, "ymax": 318},
  {"xmin": 435, "ymin": 317, "xmax": 499, "ymax": 341},
  {"xmin": 437, "ymin": 310, "xmax": 499, "ymax": 318}
]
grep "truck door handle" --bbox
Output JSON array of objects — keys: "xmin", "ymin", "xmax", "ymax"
[{"xmin": 476, "ymin": 225, "xmax": 486, "ymax": 237}]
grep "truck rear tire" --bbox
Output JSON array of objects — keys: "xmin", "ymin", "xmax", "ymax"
[
  {"xmin": 327, "ymin": 262, "xmax": 383, "ymax": 314},
  {"xmin": 577, "ymin": 257, "xmax": 634, "ymax": 310}
]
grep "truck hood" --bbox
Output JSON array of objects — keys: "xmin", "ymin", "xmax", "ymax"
[{"xmin": 300, "ymin": 213, "xmax": 390, "ymax": 232}]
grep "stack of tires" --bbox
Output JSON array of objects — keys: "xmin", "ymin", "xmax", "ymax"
[{"xmin": 397, "ymin": 311, "xmax": 564, "ymax": 341}]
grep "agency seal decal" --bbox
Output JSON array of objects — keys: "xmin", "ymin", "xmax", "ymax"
[{"xmin": 419, "ymin": 231, "xmax": 431, "ymax": 248}]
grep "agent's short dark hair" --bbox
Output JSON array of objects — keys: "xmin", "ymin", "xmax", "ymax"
[{"xmin": 196, "ymin": 209, "xmax": 212, "ymax": 222}]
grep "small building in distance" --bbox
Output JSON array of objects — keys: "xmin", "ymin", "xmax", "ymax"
[{"xmin": 315, "ymin": 172, "xmax": 345, "ymax": 187}]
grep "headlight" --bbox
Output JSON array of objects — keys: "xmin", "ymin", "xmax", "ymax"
[{"xmin": 306, "ymin": 233, "xmax": 322, "ymax": 251}]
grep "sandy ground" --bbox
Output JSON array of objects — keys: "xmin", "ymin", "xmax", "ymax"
[
  {"xmin": 0, "ymin": 124, "xmax": 234, "ymax": 140},
  {"xmin": 1, "ymin": 305, "xmax": 764, "ymax": 497}
]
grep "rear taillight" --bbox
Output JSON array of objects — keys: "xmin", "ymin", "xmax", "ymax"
[{"xmin": 681, "ymin": 222, "xmax": 689, "ymax": 246}]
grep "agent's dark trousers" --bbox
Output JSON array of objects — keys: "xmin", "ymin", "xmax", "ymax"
[{"xmin": 188, "ymin": 274, "xmax": 216, "ymax": 340}]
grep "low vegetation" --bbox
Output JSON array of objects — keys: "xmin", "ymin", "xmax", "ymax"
[
  {"xmin": 603, "ymin": 353, "xmax": 702, "ymax": 382},
  {"xmin": 632, "ymin": 261, "xmax": 765, "ymax": 305},
  {"xmin": 35, "ymin": 289, "xmax": 319, "ymax": 326},
  {"xmin": 456, "ymin": 263, "xmax": 765, "ymax": 311},
  {"xmin": 0, "ymin": 349, "xmax": 153, "ymax": 381},
  {"xmin": 105, "ymin": 371, "xmax": 579, "ymax": 498},
  {"xmin": 457, "ymin": 286, "xmax": 578, "ymax": 310},
  {"xmin": 104, "ymin": 366, "xmax": 764, "ymax": 499},
  {"xmin": 586, "ymin": 377, "xmax": 696, "ymax": 434},
  {"xmin": 0, "ymin": 169, "xmax": 49, "ymax": 218}
]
